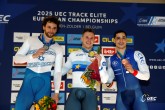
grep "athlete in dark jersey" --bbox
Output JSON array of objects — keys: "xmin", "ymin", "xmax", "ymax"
[{"xmin": 108, "ymin": 30, "xmax": 150, "ymax": 110}]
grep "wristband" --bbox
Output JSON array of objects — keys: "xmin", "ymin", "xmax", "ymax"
[{"xmin": 132, "ymin": 70, "xmax": 138, "ymax": 76}]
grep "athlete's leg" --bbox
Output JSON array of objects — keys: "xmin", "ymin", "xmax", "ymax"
[
  {"xmin": 82, "ymin": 88, "xmax": 97, "ymax": 110},
  {"xmin": 15, "ymin": 69, "xmax": 34, "ymax": 110},
  {"xmin": 116, "ymin": 92, "xmax": 127, "ymax": 110},
  {"xmin": 134, "ymin": 88, "xmax": 148, "ymax": 110},
  {"xmin": 31, "ymin": 73, "xmax": 51, "ymax": 102},
  {"xmin": 65, "ymin": 88, "xmax": 82, "ymax": 110}
]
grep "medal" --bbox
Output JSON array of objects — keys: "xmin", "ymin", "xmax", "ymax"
[
  {"xmin": 88, "ymin": 51, "xmax": 95, "ymax": 58},
  {"xmin": 43, "ymin": 44, "xmax": 49, "ymax": 51}
]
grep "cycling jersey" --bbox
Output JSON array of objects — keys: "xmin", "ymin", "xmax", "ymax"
[{"xmin": 108, "ymin": 49, "xmax": 150, "ymax": 110}]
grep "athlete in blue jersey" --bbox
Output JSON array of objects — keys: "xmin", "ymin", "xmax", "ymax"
[
  {"xmin": 108, "ymin": 30, "xmax": 150, "ymax": 110},
  {"xmin": 14, "ymin": 16, "xmax": 63, "ymax": 110},
  {"xmin": 62, "ymin": 28, "xmax": 112, "ymax": 110}
]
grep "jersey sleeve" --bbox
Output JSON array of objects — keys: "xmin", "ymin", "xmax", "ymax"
[
  {"xmin": 53, "ymin": 45, "xmax": 63, "ymax": 93},
  {"xmin": 134, "ymin": 51, "xmax": 150, "ymax": 80},
  {"xmin": 106, "ymin": 57, "xmax": 115, "ymax": 83},
  {"xmin": 99, "ymin": 54, "xmax": 114, "ymax": 83},
  {"xmin": 61, "ymin": 53, "xmax": 73, "ymax": 76},
  {"xmin": 13, "ymin": 37, "xmax": 33, "ymax": 64}
]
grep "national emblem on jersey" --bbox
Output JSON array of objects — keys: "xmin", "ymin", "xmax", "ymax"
[
  {"xmin": 38, "ymin": 56, "xmax": 45, "ymax": 61},
  {"xmin": 112, "ymin": 60, "xmax": 118, "ymax": 67}
]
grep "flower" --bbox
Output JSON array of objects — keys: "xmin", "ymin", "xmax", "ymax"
[
  {"xmin": 34, "ymin": 96, "xmax": 57, "ymax": 110},
  {"xmin": 81, "ymin": 47, "xmax": 101, "ymax": 89}
]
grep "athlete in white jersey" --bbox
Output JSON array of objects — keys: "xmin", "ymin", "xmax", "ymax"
[
  {"xmin": 62, "ymin": 28, "xmax": 112, "ymax": 110},
  {"xmin": 14, "ymin": 16, "xmax": 63, "ymax": 110}
]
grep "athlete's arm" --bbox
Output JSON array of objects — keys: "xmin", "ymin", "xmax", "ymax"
[
  {"xmin": 14, "ymin": 38, "xmax": 32, "ymax": 64},
  {"xmin": 61, "ymin": 53, "xmax": 73, "ymax": 76},
  {"xmin": 53, "ymin": 45, "xmax": 63, "ymax": 93},
  {"xmin": 106, "ymin": 57, "xmax": 115, "ymax": 83},
  {"xmin": 99, "ymin": 55, "xmax": 114, "ymax": 83},
  {"xmin": 133, "ymin": 51, "xmax": 150, "ymax": 80}
]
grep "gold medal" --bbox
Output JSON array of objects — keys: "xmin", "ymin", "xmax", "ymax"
[{"xmin": 88, "ymin": 51, "xmax": 95, "ymax": 57}]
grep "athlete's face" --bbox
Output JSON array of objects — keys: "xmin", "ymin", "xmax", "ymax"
[
  {"xmin": 43, "ymin": 22, "xmax": 57, "ymax": 38},
  {"xmin": 114, "ymin": 32, "xmax": 127, "ymax": 50},
  {"xmin": 81, "ymin": 32, "xmax": 95, "ymax": 50}
]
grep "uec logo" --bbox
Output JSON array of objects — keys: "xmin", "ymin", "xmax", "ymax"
[
  {"xmin": 141, "ymin": 94, "xmax": 157, "ymax": 102},
  {"xmin": 0, "ymin": 15, "xmax": 11, "ymax": 23}
]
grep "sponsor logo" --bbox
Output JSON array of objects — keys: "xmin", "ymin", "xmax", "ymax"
[
  {"xmin": 12, "ymin": 68, "xmax": 26, "ymax": 78},
  {"xmin": 112, "ymin": 60, "xmax": 118, "ymax": 67},
  {"xmin": 67, "ymin": 83, "xmax": 72, "ymax": 88},
  {"xmin": 141, "ymin": 94, "xmax": 157, "ymax": 102},
  {"xmin": 102, "ymin": 93, "xmax": 117, "ymax": 104},
  {"xmin": 51, "ymin": 81, "xmax": 65, "ymax": 91},
  {"xmin": 94, "ymin": 35, "xmax": 100, "ymax": 44},
  {"xmin": 11, "ymin": 80, "xmax": 23, "ymax": 91},
  {"xmin": 0, "ymin": 15, "xmax": 11, "ymax": 23},
  {"xmin": 67, "ymin": 46, "xmax": 81, "ymax": 55},
  {"xmin": 102, "ymin": 37, "xmax": 114, "ymax": 43},
  {"xmin": 149, "ymin": 65, "xmax": 165, "ymax": 70},
  {"xmin": 13, "ymin": 32, "xmax": 30, "ymax": 43},
  {"xmin": 14, "ymin": 47, "xmax": 20, "ymax": 52},
  {"xmin": 136, "ymin": 52, "xmax": 145, "ymax": 64},
  {"xmin": 137, "ymin": 16, "xmax": 165, "ymax": 27},
  {"xmin": 53, "ymin": 36, "xmax": 64, "ymax": 41},
  {"xmin": 53, "ymin": 34, "xmax": 65, "ymax": 44},
  {"xmin": 127, "ymin": 36, "xmax": 134, "ymax": 45},
  {"xmin": 68, "ymin": 48, "xmax": 80, "ymax": 53},
  {"xmin": 102, "ymin": 46, "xmax": 116, "ymax": 56},
  {"xmin": 11, "ymin": 92, "xmax": 18, "ymax": 103},
  {"xmin": 67, "ymin": 34, "xmax": 82, "ymax": 44},
  {"xmin": 101, "ymin": 35, "xmax": 114, "ymax": 45}
]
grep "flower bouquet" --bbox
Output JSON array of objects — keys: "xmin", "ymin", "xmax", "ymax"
[
  {"xmin": 81, "ymin": 47, "xmax": 101, "ymax": 89},
  {"xmin": 34, "ymin": 96, "xmax": 57, "ymax": 110}
]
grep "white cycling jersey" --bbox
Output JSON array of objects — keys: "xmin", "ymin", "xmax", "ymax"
[
  {"xmin": 62, "ymin": 49, "xmax": 112, "ymax": 88},
  {"xmin": 14, "ymin": 36, "xmax": 63, "ymax": 93}
]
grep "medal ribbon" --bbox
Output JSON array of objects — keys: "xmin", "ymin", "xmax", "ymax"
[
  {"xmin": 38, "ymin": 34, "xmax": 55, "ymax": 50},
  {"xmin": 117, "ymin": 50, "xmax": 126, "ymax": 60},
  {"xmin": 81, "ymin": 47, "xmax": 94, "ymax": 53}
]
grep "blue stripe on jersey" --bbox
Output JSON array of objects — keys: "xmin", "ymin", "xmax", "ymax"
[{"xmin": 72, "ymin": 61, "xmax": 91, "ymax": 72}]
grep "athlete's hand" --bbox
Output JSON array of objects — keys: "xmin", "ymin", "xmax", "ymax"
[
  {"xmin": 94, "ymin": 53, "xmax": 102, "ymax": 67},
  {"xmin": 122, "ymin": 59, "xmax": 134, "ymax": 73},
  {"xmin": 52, "ymin": 93, "xmax": 59, "ymax": 104},
  {"xmin": 32, "ymin": 47, "xmax": 46, "ymax": 58}
]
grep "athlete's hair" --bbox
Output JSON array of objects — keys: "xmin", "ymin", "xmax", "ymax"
[
  {"xmin": 82, "ymin": 28, "xmax": 95, "ymax": 35},
  {"xmin": 113, "ymin": 30, "xmax": 127, "ymax": 38},
  {"xmin": 42, "ymin": 16, "xmax": 60, "ymax": 31}
]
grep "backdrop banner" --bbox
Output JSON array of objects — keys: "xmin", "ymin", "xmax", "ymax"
[{"xmin": 0, "ymin": 0, "xmax": 165, "ymax": 110}]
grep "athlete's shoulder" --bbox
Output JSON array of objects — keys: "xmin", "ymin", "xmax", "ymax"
[
  {"xmin": 134, "ymin": 50, "xmax": 145, "ymax": 57},
  {"xmin": 52, "ymin": 43, "xmax": 63, "ymax": 53}
]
